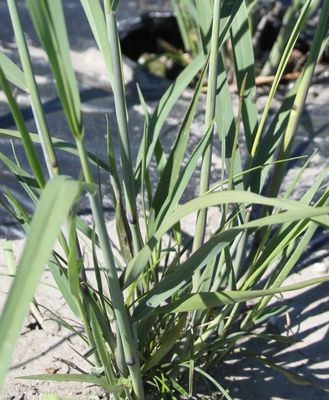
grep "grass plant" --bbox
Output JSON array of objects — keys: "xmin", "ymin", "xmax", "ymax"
[{"xmin": 0, "ymin": 0, "xmax": 329, "ymax": 398}]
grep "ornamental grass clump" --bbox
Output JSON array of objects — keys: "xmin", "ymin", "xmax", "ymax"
[{"xmin": 0, "ymin": 0, "xmax": 329, "ymax": 398}]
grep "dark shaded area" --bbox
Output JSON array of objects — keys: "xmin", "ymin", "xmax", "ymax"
[
  {"xmin": 120, "ymin": 12, "xmax": 183, "ymax": 61},
  {"xmin": 120, "ymin": 12, "xmax": 185, "ymax": 80}
]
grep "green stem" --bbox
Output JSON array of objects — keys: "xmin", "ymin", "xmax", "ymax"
[
  {"xmin": 7, "ymin": 0, "xmax": 90, "ymax": 305},
  {"xmin": 105, "ymin": 8, "xmax": 143, "ymax": 256},
  {"xmin": 6, "ymin": 5, "xmax": 94, "ymax": 354},
  {"xmin": 78, "ymin": 298, "xmax": 102, "ymax": 367},
  {"xmin": 7, "ymin": 0, "xmax": 59, "ymax": 178},
  {"xmin": 192, "ymin": 0, "xmax": 221, "ymax": 286},
  {"xmin": 75, "ymin": 139, "xmax": 145, "ymax": 399}
]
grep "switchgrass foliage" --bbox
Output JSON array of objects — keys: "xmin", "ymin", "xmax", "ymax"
[{"xmin": 0, "ymin": 0, "xmax": 329, "ymax": 398}]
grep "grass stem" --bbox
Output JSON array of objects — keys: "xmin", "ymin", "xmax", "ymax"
[{"xmin": 192, "ymin": 0, "xmax": 221, "ymax": 288}]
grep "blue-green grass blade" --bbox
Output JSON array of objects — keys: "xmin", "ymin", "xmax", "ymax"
[
  {"xmin": 143, "ymin": 314, "xmax": 187, "ymax": 373},
  {"xmin": 75, "ymin": 217, "xmax": 124, "ymax": 270},
  {"xmin": 151, "ymin": 122, "xmax": 214, "ymax": 234},
  {"xmin": 258, "ymin": 2, "xmax": 329, "ymax": 196},
  {"xmin": 0, "ymin": 52, "xmax": 26, "ymax": 91},
  {"xmin": 67, "ymin": 216, "xmax": 83, "ymax": 298},
  {"xmin": 137, "ymin": 84, "xmax": 152, "ymax": 235},
  {"xmin": 46, "ymin": 0, "xmax": 81, "ymax": 134},
  {"xmin": 242, "ymin": 217, "xmax": 325, "ymax": 291},
  {"xmin": 133, "ymin": 229, "xmax": 241, "ymax": 321},
  {"xmin": 19, "ymin": 373, "xmax": 123, "ymax": 393},
  {"xmin": 169, "ymin": 377, "xmax": 189, "ymax": 397},
  {"xmin": 230, "ymin": 0, "xmax": 258, "ymax": 152},
  {"xmin": 7, "ymin": 0, "xmax": 59, "ymax": 177},
  {"xmin": 125, "ymin": 190, "xmax": 329, "ymax": 288},
  {"xmin": 106, "ymin": 117, "xmax": 123, "ymax": 197},
  {"xmin": 106, "ymin": 9, "xmax": 141, "ymax": 254},
  {"xmin": 254, "ymin": 190, "xmax": 329, "ymax": 314},
  {"xmin": 159, "ymin": 277, "xmax": 329, "ymax": 314},
  {"xmin": 154, "ymin": 137, "xmax": 167, "ymax": 176},
  {"xmin": 133, "ymin": 204, "xmax": 329, "ymax": 320},
  {"xmin": 26, "ymin": 0, "xmax": 82, "ymax": 138},
  {"xmin": 228, "ymin": 73, "xmax": 247, "ymax": 190},
  {"xmin": 91, "ymin": 227, "xmax": 110, "ymax": 320},
  {"xmin": 251, "ymin": 0, "xmax": 312, "ymax": 157},
  {"xmin": 115, "ymin": 199, "xmax": 133, "ymax": 263},
  {"xmin": 80, "ymin": 0, "xmax": 113, "ymax": 84},
  {"xmin": 218, "ymin": 0, "xmax": 244, "ymax": 46},
  {"xmin": 106, "ymin": 119, "xmax": 133, "ymax": 262},
  {"xmin": 150, "ymin": 59, "xmax": 209, "ymax": 226},
  {"xmin": 135, "ymin": 53, "xmax": 206, "ymax": 183},
  {"xmin": 241, "ymin": 169, "xmax": 329, "ymax": 289},
  {"xmin": 134, "ymin": 210, "xmax": 329, "ymax": 321},
  {"xmin": 0, "ymin": 66, "xmax": 45, "ymax": 187},
  {"xmin": 248, "ymin": 90, "xmax": 298, "ymax": 193},
  {"xmin": 0, "ymin": 129, "xmax": 111, "ymax": 173},
  {"xmin": 282, "ymin": 150, "xmax": 319, "ymax": 200},
  {"xmin": 256, "ymin": 223, "xmax": 321, "ymax": 312},
  {"xmin": 195, "ymin": 0, "xmax": 212, "ymax": 53},
  {"xmin": 47, "ymin": 258, "xmax": 81, "ymax": 318},
  {"xmin": 84, "ymin": 294, "xmax": 116, "ymax": 353},
  {"xmin": 0, "ymin": 176, "xmax": 82, "ymax": 392},
  {"xmin": 171, "ymin": 0, "xmax": 199, "ymax": 54},
  {"xmin": 192, "ymin": 0, "xmax": 221, "ymax": 259},
  {"xmin": 195, "ymin": 0, "xmax": 244, "ymax": 56},
  {"xmin": 89, "ymin": 305, "xmax": 118, "ymax": 387},
  {"xmin": 241, "ymin": 189, "xmax": 329, "ymax": 290},
  {"xmin": 250, "ymin": 7, "xmax": 329, "ymax": 194},
  {"xmin": 4, "ymin": 198, "xmax": 28, "ymax": 229},
  {"xmin": 241, "ymin": 221, "xmax": 311, "ymax": 289},
  {"xmin": 193, "ymin": 367, "xmax": 232, "ymax": 400},
  {"xmin": 250, "ymin": 88, "xmax": 319, "ymax": 193},
  {"xmin": 268, "ymin": 1, "xmax": 329, "ymax": 197},
  {"xmin": 1, "ymin": 189, "xmax": 31, "ymax": 232},
  {"xmin": 252, "ymin": 305, "xmax": 289, "ymax": 326},
  {"xmin": 215, "ymin": 54, "xmax": 239, "ymax": 187},
  {"xmin": 0, "ymin": 152, "xmax": 39, "ymax": 202}
]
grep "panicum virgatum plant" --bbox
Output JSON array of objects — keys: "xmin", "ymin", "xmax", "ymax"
[{"xmin": 0, "ymin": 0, "xmax": 329, "ymax": 398}]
